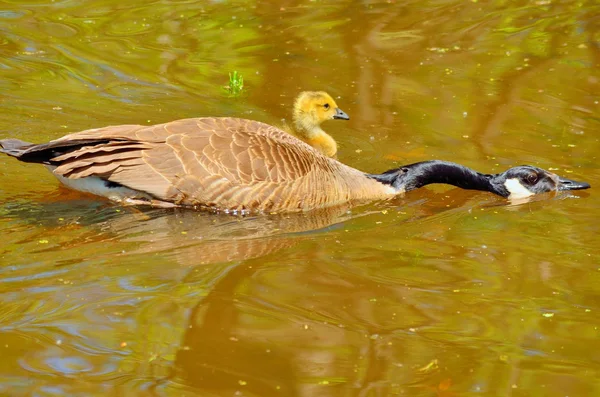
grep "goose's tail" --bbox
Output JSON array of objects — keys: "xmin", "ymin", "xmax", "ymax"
[{"xmin": 0, "ymin": 138, "xmax": 34, "ymax": 158}]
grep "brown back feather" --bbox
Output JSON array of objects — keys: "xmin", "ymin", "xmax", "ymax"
[{"xmin": 39, "ymin": 117, "xmax": 391, "ymax": 211}]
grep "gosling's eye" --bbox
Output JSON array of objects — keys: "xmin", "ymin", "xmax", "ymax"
[
  {"xmin": 526, "ymin": 174, "xmax": 538, "ymax": 184},
  {"xmin": 323, "ymin": 103, "xmax": 330, "ymax": 109}
]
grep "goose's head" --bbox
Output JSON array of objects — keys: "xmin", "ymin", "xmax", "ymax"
[
  {"xmin": 293, "ymin": 91, "xmax": 349, "ymax": 132},
  {"xmin": 490, "ymin": 165, "xmax": 591, "ymax": 199},
  {"xmin": 371, "ymin": 160, "xmax": 591, "ymax": 199}
]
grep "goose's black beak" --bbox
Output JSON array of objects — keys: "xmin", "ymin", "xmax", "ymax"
[
  {"xmin": 333, "ymin": 108, "xmax": 350, "ymax": 120},
  {"xmin": 557, "ymin": 176, "xmax": 590, "ymax": 191}
]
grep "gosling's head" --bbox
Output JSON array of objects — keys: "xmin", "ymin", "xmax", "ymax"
[
  {"xmin": 293, "ymin": 91, "xmax": 349, "ymax": 130},
  {"xmin": 491, "ymin": 165, "xmax": 590, "ymax": 199}
]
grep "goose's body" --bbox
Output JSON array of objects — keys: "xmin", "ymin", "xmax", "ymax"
[
  {"xmin": 0, "ymin": 117, "xmax": 393, "ymax": 213},
  {"xmin": 0, "ymin": 117, "xmax": 589, "ymax": 212}
]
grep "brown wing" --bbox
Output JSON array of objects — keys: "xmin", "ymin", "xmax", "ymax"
[{"xmin": 49, "ymin": 117, "xmax": 350, "ymax": 212}]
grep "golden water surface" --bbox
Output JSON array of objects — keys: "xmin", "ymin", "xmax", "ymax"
[{"xmin": 0, "ymin": 1, "xmax": 599, "ymax": 396}]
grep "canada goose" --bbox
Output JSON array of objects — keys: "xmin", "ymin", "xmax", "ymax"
[
  {"xmin": 0, "ymin": 118, "xmax": 590, "ymax": 213},
  {"xmin": 285, "ymin": 91, "xmax": 349, "ymax": 157}
]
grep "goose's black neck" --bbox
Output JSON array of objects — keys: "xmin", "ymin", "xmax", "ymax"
[{"xmin": 369, "ymin": 160, "xmax": 509, "ymax": 197}]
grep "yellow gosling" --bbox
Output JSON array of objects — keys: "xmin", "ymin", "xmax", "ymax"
[{"xmin": 287, "ymin": 91, "xmax": 349, "ymax": 157}]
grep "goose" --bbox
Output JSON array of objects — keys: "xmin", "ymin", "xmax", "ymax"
[
  {"xmin": 0, "ymin": 117, "xmax": 590, "ymax": 213},
  {"xmin": 284, "ymin": 91, "xmax": 349, "ymax": 157}
]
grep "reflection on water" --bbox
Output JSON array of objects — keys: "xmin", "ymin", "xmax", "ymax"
[{"xmin": 0, "ymin": 0, "xmax": 599, "ymax": 396}]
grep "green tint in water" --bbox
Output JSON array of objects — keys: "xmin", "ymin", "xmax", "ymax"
[{"xmin": 0, "ymin": 1, "xmax": 599, "ymax": 396}]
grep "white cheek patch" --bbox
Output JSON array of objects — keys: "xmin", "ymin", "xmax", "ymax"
[{"xmin": 504, "ymin": 178, "xmax": 535, "ymax": 199}]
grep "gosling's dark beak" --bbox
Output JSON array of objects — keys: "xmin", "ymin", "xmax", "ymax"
[
  {"xmin": 333, "ymin": 108, "xmax": 350, "ymax": 120},
  {"xmin": 557, "ymin": 176, "xmax": 591, "ymax": 191}
]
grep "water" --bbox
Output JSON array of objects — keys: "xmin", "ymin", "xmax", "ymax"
[{"xmin": 0, "ymin": 1, "xmax": 599, "ymax": 396}]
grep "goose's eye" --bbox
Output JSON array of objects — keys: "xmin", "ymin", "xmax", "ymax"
[
  {"xmin": 526, "ymin": 174, "xmax": 538, "ymax": 184},
  {"xmin": 323, "ymin": 103, "xmax": 330, "ymax": 109}
]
